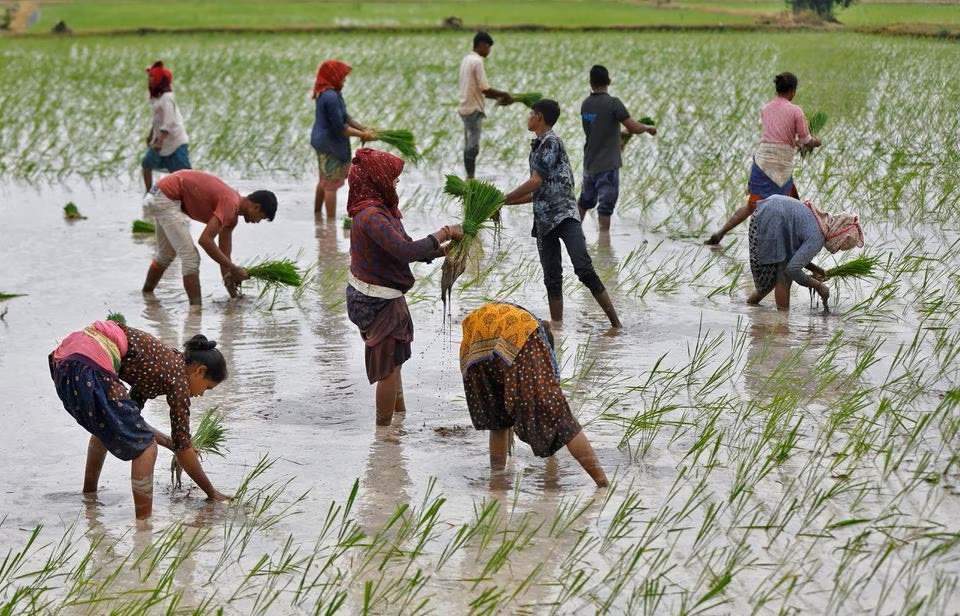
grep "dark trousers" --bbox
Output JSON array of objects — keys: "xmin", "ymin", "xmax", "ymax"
[{"xmin": 536, "ymin": 217, "xmax": 605, "ymax": 300}]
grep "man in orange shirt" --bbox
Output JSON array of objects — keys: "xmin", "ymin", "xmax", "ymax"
[{"xmin": 142, "ymin": 170, "xmax": 277, "ymax": 305}]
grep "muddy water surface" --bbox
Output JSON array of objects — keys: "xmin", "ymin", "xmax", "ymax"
[{"xmin": 2, "ymin": 170, "xmax": 957, "ymax": 613}]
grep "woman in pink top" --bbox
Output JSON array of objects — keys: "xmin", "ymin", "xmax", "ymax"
[
  {"xmin": 49, "ymin": 320, "xmax": 232, "ymax": 518},
  {"xmin": 706, "ymin": 72, "xmax": 823, "ymax": 245}
]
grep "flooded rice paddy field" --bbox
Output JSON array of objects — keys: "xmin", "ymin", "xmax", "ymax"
[{"xmin": 2, "ymin": 31, "xmax": 960, "ymax": 613}]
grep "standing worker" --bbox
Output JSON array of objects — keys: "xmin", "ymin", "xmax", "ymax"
[
  {"xmin": 141, "ymin": 61, "xmax": 191, "ymax": 194},
  {"xmin": 502, "ymin": 99, "xmax": 622, "ymax": 329},
  {"xmin": 458, "ymin": 31, "xmax": 514, "ymax": 179},
  {"xmin": 706, "ymin": 72, "xmax": 822, "ymax": 245},
  {"xmin": 141, "ymin": 170, "xmax": 277, "ymax": 305},
  {"xmin": 311, "ymin": 60, "xmax": 376, "ymax": 219},
  {"xmin": 345, "ymin": 148, "xmax": 463, "ymax": 426},
  {"xmin": 578, "ymin": 65, "xmax": 656, "ymax": 232}
]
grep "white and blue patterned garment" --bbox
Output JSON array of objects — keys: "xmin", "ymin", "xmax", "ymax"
[
  {"xmin": 528, "ymin": 130, "xmax": 581, "ymax": 238},
  {"xmin": 750, "ymin": 194, "xmax": 825, "ymax": 288}
]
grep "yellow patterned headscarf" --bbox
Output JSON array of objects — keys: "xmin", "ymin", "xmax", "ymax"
[{"xmin": 460, "ymin": 303, "xmax": 547, "ymax": 375}]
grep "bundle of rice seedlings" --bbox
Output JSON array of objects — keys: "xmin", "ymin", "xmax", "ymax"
[
  {"xmin": 106, "ymin": 311, "xmax": 126, "ymax": 325},
  {"xmin": 132, "ymin": 219, "xmax": 155, "ymax": 234},
  {"xmin": 171, "ymin": 406, "xmax": 228, "ymax": 488},
  {"xmin": 638, "ymin": 116, "xmax": 656, "ymax": 126},
  {"xmin": 807, "ymin": 110, "xmax": 828, "ymax": 135},
  {"xmin": 245, "ymin": 259, "xmax": 304, "ymax": 287},
  {"xmin": 372, "ymin": 129, "xmax": 423, "ymax": 163},
  {"xmin": 443, "ymin": 174, "xmax": 469, "ymax": 199},
  {"xmin": 342, "ymin": 216, "xmax": 352, "ymax": 230},
  {"xmin": 801, "ymin": 111, "xmax": 828, "ymax": 159},
  {"xmin": 441, "ymin": 176, "xmax": 504, "ymax": 307},
  {"xmin": 0, "ymin": 293, "xmax": 24, "ymax": 301},
  {"xmin": 510, "ymin": 92, "xmax": 543, "ymax": 108},
  {"xmin": 63, "ymin": 202, "xmax": 86, "ymax": 220},
  {"xmin": 825, "ymin": 255, "xmax": 878, "ymax": 281}
]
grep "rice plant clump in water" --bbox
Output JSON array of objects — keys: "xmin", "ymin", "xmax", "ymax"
[
  {"xmin": 0, "ymin": 293, "xmax": 25, "ymax": 301},
  {"xmin": 440, "ymin": 175, "xmax": 504, "ymax": 307},
  {"xmin": 132, "ymin": 219, "xmax": 155, "ymax": 234},
  {"xmin": 106, "ymin": 311, "xmax": 126, "ymax": 325},
  {"xmin": 172, "ymin": 406, "xmax": 228, "ymax": 488},
  {"xmin": 63, "ymin": 202, "xmax": 85, "ymax": 220},
  {"xmin": 372, "ymin": 129, "xmax": 423, "ymax": 163}
]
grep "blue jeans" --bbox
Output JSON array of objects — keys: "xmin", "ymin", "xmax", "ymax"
[
  {"xmin": 578, "ymin": 167, "xmax": 620, "ymax": 216},
  {"xmin": 536, "ymin": 218, "xmax": 605, "ymax": 300}
]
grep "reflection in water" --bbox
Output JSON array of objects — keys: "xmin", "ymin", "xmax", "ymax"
[
  {"xmin": 357, "ymin": 422, "xmax": 412, "ymax": 533},
  {"xmin": 309, "ymin": 218, "xmax": 357, "ymax": 415},
  {"xmin": 743, "ymin": 315, "xmax": 792, "ymax": 400}
]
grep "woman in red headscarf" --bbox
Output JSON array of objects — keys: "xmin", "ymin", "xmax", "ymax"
[
  {"xmin": 311, "ymin": 60, "xmax": 376, "ymax": 219},
  {"xmin": 345, "ymin": 148, "xmax": 464, "ymax": 426},
  {"xmin": 142, "ymin": 61, "xmax": 191, "ymax": 193}
]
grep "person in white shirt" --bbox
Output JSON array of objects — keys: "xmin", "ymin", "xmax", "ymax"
[
  {"xmin": 458, "ymin": 31, "xmax": 513, "ymax": 179},
  {"xmin": 141, "ymin": 61, "xmax": 191, "ymax": 193}
]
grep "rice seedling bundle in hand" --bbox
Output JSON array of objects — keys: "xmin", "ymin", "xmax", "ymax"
[
  {"xmin": 245, "ymin": 259, "xmax": 304, "ymax": 287},
  {"xmin": 801, "ymin": 111, "xmax": 828, "ymax": 159},
  {"xmin": 510, "ymin": 92, "xmax": 543, "ymax": 108},
  {"xmin": 171, "ymin": 406, "xmax": 228, "ymax": 488},
  {"xmin": 806, "ymin": 111, "xmax": 828, "ymax": 135},
  {"xmin": 638, "ymin": 116, "xmax": 656, "ymax": 126},
  {"xmin": 132, "ymin": 219, "xmax": 155, "ymax": 234},
  {"xmin": 106, "ymin": 311, "xmax": 126, "ymax": 325},
  {"xmin": 825, "ymin": 255, "xmax": 878, "ymax": 281},
  {"xmin": 372, "ymin": 129, "xmax": 423, "ymax": 163},
  {"xmin": 63, "ymin": 202, "xmax": 86, "ymax": 220},
  {"xmin": 441, "ymin": 175, "xmax": 505, "ymax": 307}
]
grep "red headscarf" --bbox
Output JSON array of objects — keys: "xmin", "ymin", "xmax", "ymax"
[
  {"xmin": 147, "ymin": 61, "xmax": 173, "ymax": 98},
  {"xmin": 312, "ymin": 60, "xmax": 351, "ymax": 99},
  {"xmin": 346, "ymin": 148, "xmax": 404, "ymax": 219}
]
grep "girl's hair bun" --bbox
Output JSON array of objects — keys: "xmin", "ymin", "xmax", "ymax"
[{"xmin": 185, "ymin": 334, "xmax": 217, "ymax": 351}]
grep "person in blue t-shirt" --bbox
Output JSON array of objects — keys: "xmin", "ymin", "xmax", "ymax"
[{"xmin": 578, "ymin": 65, "xmax": 656, "ymax": 232}]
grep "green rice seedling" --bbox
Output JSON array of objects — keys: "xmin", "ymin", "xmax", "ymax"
[
  {"xmin": 105, "ymin": 311, "xmax": 126, "ymax": 325},
  {"xmin": 825, "ymin": 255, "xmax": 879, "ymax": 281},
  {"xmin": 63, "ymin": 202, "xmax": 85, "ymax": 220},
  {"xmin": 171, "ymin": 406, "xmax": 228, "ymax": 488},
  {"xmin": 243, "ymin": 258, "xmax": 305, "ymax": 309},
  {"xmin": 443, "ymin": 174, "xmax": 469, "ymax": 199},
  {"xmin": 132, "ymin": 219, "xmax": 155, "ymax": 234},
  {"xmin": 372, "ymin": 129, "xmax": 423, "ymax": 163},
  {"xmin": 440, "ymin": 177, "xmax": 504, "ymax": 307},
  {"xmin": 246, "ymin": 259, "xmax": 303, "ymax": 287},
  {"xmin": 638, "ymin": 116, "xmax": 656, "ymax": 126},
  {"xmin": 342, "ymin": 216, "xmax": 351, "ymax": 230},
  {"xmin": 0, "ymin": 293, "xmax": 24, "ymax": 301},
  {"xmin": 509, "ymin": 92, "xmax": 543, "ymax": 108},
  {"xmin": 807, "ymin": 110, "xmax": 828, "ymax": 135}
]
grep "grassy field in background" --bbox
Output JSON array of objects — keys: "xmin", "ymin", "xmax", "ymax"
[{"xmin": 5, "ymin": 0, "xmax": 957, "ymax": 34}]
